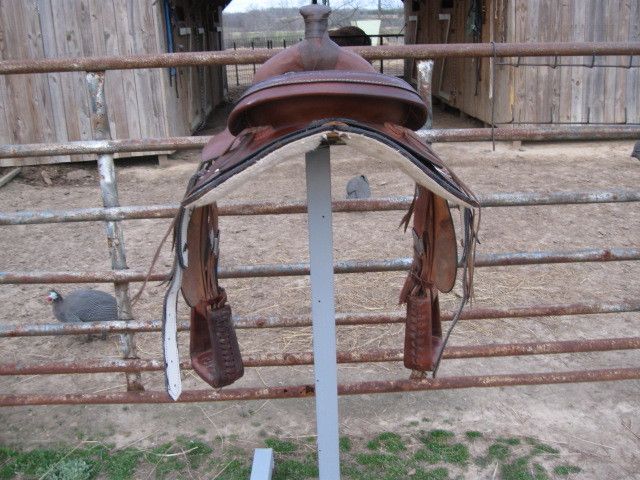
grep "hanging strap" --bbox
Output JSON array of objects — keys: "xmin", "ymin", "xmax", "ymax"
[
  {"xmin": 162, "ymin": 207, "xmax": 192, "ymax": 400},
  {"xmin": 400, "ymin": 184, "xmax": 478, "ymax": 377}
]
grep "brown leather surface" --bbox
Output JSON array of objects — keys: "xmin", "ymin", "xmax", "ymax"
[
  {"xmin": 404, "ymin": 290, "xmax": 444, "ymax": 372},
  {"xmin": 228, "ymin": 71, "xmax": 428, "ymax": 135},
  {"xmin": 432, "ymin": 196, "xmax": 457, "ymax": 293},
  {"xmin": 191, "ymin": 304, "xmax": 244, "ymax": 388},
  {"xmin": 253, "ymin": 4, "xmax": 372, "ymax": 83}
]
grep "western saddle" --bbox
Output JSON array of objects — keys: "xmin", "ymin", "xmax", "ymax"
[{"xmin": 162, "ymin": 4, "xmax": 480, "ymax": 400}]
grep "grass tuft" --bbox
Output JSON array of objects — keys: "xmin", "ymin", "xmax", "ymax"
[
  {"xmin": 554, "ymin": 464, "xmax": 581, "ymax": 476},
  {"xmin": 339, "ymin": 436, "xmax": 352, "ymax": 453},
  {"xmin": 367, "ymin": 432, "xmax": 406, "ymax": 453},
  {"xmin": 500, "ymin": 456, "xmax": 551, "ymax": 480},
  {"xmin": 497, "ymin": 437, "xmax": 521, "ymax": 446},
  {"xmin": 413, "ymin": 466, "xmax": 450, "ymax": 480},
  {"xmin": 530, "ymin": 443, "xmax": 559, "ymax": 456},
  {"xmin": 104, "ymin": 448, "xmax": 142, "ymax": 480},
  {"xmin": 264, "ymin": 438, "xmax": 297, "ymax": 454},
  {"xmin": 465, "ymin": 431, "xmax": 483, "ymax": 441},
  {"xmin": 487, "ymin": 443, "xmax": 511, "ymax": 461},
  {"xmin": 273, "ymin": 459, "xmax": 318, "ymax": 479}
]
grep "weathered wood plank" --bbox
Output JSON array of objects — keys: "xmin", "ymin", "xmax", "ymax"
[
  {"xmin": 37, "ymin": 0, "xmax": 71, "ymax": 153},
  {"xmin": 112, "ymin": 0, "xmax": 142, "ymax": 140},
  {"xmin": 89, "ymin": 0, "xmax": 130, "ymax": 140},
  {"xmin": 558, "ymin": 0, "xmax": 574, "ymax": 122},
  {"xmin": 612, "ymin": 0, "xmax": 630, "ymax": 123},
  {"xmin": 626, "ymin": 0, "xmax": 640, "ymax": 123},
  {"xmin": 570, "ymin": 0, "xmax": 587, "ymax": 122}
]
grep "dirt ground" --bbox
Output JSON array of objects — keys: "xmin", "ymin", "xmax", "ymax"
[{"xmin": 0, "ymin": 108, "xmax": 639, "ymax": 478}]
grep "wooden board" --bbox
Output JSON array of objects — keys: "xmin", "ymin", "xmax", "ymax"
[
  {"xmin": 409, "ymin": 0, "xmax": 639, "ymax": 125},
  {"xmin": 0, "ymin": 0, "xmax": 226, "ymax": 166}
]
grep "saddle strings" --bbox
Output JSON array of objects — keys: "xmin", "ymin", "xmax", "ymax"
[{"xmin": 130, "ymin": 215, "xmax": 178, "ymax": 306}]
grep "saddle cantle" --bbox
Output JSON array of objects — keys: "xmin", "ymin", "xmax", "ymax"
[{"xmin": 162, "ymin": 4, "xmax": 480, "ymax": 400}]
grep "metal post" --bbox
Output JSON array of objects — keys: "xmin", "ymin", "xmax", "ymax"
[
  {"xmin": 305, "ymin": 146, "xmax": 341, "ymax": 479},
  {"xmin": 250, "ymin": 448, "xmax": 274, "ymax": 480},
  {"xmin": 417, "ymin": 60, "xmax": 434, "ymax": 129},
  {"xmin": 233, "ymin": 42, "xmax": 239, "ymax": 86},
  {"xmin": 86, "ymin": 71, "xmax": 143, "ymax": 392}
]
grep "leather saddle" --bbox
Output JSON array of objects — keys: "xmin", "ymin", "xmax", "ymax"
[{"xmin": 162, "ymin": 4, "xmax": 480, "ymax": 400}]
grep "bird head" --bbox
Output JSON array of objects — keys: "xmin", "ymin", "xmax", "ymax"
[{"xmin": 46, "ymin": 289, "xmax": 62, "ymax": 303}]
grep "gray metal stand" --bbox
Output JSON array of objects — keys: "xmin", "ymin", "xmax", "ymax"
[
  {"xmin": 250, "ymin": 145, "xmax": 341, "ymax": 479},
  {"xmin": 305, "ymin": 146, "xmax": 341, "ymax": 479},
  {"xmin": 250, "ymin": 448, "xmax": 274, "ymax": 480}
]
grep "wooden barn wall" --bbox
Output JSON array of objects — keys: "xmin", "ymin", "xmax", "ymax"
[
  {"xmin": 509, "ymin": 0, "xmax": 639, "ymax": 124},
  {"xmin": 408, "ymin": 0, "xmax": 639, "ymax": 125},
  {"xmin": 0, "ymin": 0, "xmax": 225, "ymax": 167}
]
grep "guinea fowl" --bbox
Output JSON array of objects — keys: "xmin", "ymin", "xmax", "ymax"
[
  {"xmin": 632, "ymin": 141, "xmax": 640, "ymax": 161},
  {"xmin": 346, "ymin": 174, "xmax": 371, "ymax": 199},
  {"xmin": 47, "ymin": 289, "xmax": 118, "ymax": 337}
]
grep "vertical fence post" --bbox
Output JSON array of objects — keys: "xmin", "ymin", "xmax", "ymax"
[
  {"xmin": 380, "ymin": 36, "xmax": 384, "ymax": 74},
  {"xmin": 417, "ymin": 60, "xmax": 434, "ymax": 130},
  {"xmin": 86, "ymin": 71, "xmax": 144, "ymax": 392},
  {"xmin": 251, "ymin": 41, "xmax": 256, "ymax": 75},
  {"xmin": 233, "ymin": 41, "xmax": 239, "ymax": 86}
]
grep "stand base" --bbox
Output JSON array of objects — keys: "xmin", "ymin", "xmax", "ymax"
[{"xmin": 250, "ymin": 448, "xmax": 274, "ymax": 480}]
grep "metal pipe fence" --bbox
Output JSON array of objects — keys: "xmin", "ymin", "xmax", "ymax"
[
  {"xmin": 1, "ymin": 247, "xmax": 639, "ymax": 284},
  {"xmin": 2, "ymin": 125, "xmax": 640, "ymax": 160},
  {"xmin": 3, "ymin": 299, "xmax": 639, "ymax": 338},
  {"xmin": 227, "ymin": 34, "xmax": 406, "ymax": 86},
  {"xmin": 2, "ymin": 368, "xmax": 640, "ymax": 406},
  {"xmin": 1, "ymin": 189, "xmax": 639, "ymax": 225},
  {"xmin": 1, "ymin": 42, "xmax": 639, "ymax": 74},
  {"xmin": 1, "ymin": 42, "xmax": 639, "ymax": 406}
]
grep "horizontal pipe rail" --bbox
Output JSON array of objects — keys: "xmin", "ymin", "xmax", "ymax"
[
  {"xmin": 2, "ymin": 125, "xmax": 640, "ymax": 159},
  {"xmin": 1, "ymin": 42, "xmax": 639, "ymax": 75},
  {"xmin": 1, "ymin": 189, "xmax": 639, "ymax": 225},
  {"xmin": 1, "ymin": 299, "xmax": 638, "ymax": 337},
  {"xmin": 2, "ymin": 337, "xmax": 639, "ymax": 376},
  {"xmin": 1, "ymin": 247, "xmax": 638, "ymax": 285},
  {"xmin": 1, "ymin": 367, "xmax": 639, "ymax": 405}
]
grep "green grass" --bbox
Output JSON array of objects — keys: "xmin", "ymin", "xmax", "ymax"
[
  {"xmin": 497, "ymin": 437, "xmax": 522, "ymax": 446},
  {"xmin": 501, "ymin": 456, "xmax": 550, "ymax": 480},
  {"xmin": 339, "ymin": 436, "xmax": 352, "ymax": 453},
  {"xmin": 465, "ymin": 431, "xmax": 483, "ymax": 441},
  {"xmin": 366, "ymin": 432, "xmax": 406, "ymax": 453},
  {"xmin": 103, "ymin": 448, "xmax": 142, "ymax": 480},
  {"xmin": 0, "ymin": 429, "xmax": 585, "ymax": 480},
  {"xmin": 554, "ymin": 464, "xmax": 582, "ymax": 476},
  {"xmin": 264, "ymin": 438, "xmax": 297, "ymax": 454},
  {"xmin": 413, "ymin": 467, "xmax": 450, "ymax": 480},
  {"xmin": 487, "ymin": 443, "xmax": 511, "ymax": 461},
  {"xmin": 530, "ymin": 442, "xmax": 560, "ymax": 456},
  {"xmin": 417, "ymin": 430, "xmax": 469, "ymax": 465}
]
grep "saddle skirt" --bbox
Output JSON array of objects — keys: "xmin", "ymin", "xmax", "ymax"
[{"xmin": 162, "ymin": 4, "xmax": 480, "ymax": 400}]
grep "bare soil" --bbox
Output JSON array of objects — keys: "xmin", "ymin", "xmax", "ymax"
[{"xmin": 0, "ymin": 109, "xmax": 639, "ymax": 478}]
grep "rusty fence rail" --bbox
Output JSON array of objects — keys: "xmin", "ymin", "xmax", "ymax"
[
  {"xmin": 2, "ymin": 368, "xmax": 640, "ymax": 406},
  {"xmin": 2, "ymin": 125, "xmax": 640, "ymax": 160},
  {"xmin": 1, "ymin": 247, "xmax": 639, "ymax": 285},
  {"xmin": 1, "ymin": 189, "xmax": 639, "ymax": 225},
  {"xmin": 2, "ymin": 299, "xmax": 640, "ymax": 337},
  {"xmin": 1, "ymin": 41, "xmax": 640, "ymax": 75},
  {"xmin": 1, "ymin": 41, "xmax": 639, "ymax": 406}
]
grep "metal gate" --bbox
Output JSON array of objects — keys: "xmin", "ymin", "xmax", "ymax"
[{"xmin": 1, "ymin": 42, "xmax": 639, "ymax": 406}]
